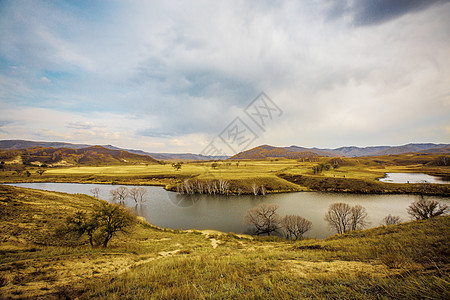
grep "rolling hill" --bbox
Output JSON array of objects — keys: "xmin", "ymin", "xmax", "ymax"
[
  {"xmin": 230, "ymin": 143, "xmax": 450, "ymax": 160},
  {"xmin": 0, "ymin": 140, "xmax": 228, "ymax": 161},
  {"xmin": 0, "ymin": 145, "xmax": 159, "ymax": 166}
]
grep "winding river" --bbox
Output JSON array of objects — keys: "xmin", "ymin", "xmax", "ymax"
[{"xmin": 6, "ymin": 182, "xmax": 449, "ymax": 239}]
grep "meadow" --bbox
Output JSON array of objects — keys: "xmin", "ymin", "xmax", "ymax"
[
  {"xmin": 0, "ymin": 184, "xmax": 448, "ymax": 299},
  {"xmin": 1, "ymin": 154, "xmax": 449, "ymax": 195}
]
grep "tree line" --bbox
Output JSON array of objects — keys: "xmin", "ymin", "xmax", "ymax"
[{"xmin": 244, "ymin": 198, "xmax": 448, "ymax": 238}]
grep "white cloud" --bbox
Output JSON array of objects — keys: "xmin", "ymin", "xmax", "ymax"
[{"xmin": 0, "ymin": 1, "xmax": 449, "ymax": 152}]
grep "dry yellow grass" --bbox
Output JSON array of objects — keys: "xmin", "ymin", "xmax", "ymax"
[{"xmin": 1, "ymin": 185, "xmax": 449, "ymax": 299}]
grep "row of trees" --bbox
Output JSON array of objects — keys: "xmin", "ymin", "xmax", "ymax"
[
  {"xmin": 244, "ymin": 198, "xmax": 448, "ymax": 238},
  {"xmin": 176, "ymin": 179, "xmax": 231, "ymax": 195},
  {"xmin": 106, "ymin": 186, "xmax": 147, "ymax": 205},
  {"xmin": 244, "ymin": 204, "xmax": 311, "ymax": 239},
  {"xmin": 176, "ymin": 179, "xmax": 268, "ymax": 196},
  {"xmin": 8, "ymin": 169, "xmax": 46, "ymax": 176},
  {"xmin": 312, "ymin": 163, "xmax": 339, "ymax": 174},
  {"xmin": 324, "ymin": 203, "xmax": 368, "ymax": 234}
]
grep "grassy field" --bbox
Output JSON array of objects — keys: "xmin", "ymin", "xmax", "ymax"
[
  {"xmin": 0, "ymin": 185, "xmax": 449, "ymax": 299},
  {"xmin": 0, "ymin": 154, "xmax": 449, "ymax": 195}
]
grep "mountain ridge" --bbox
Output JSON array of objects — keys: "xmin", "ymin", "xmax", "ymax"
[
  {"xmin": 0, "ymin": 140, "xmax": 227, "ymax": 161},
  {"xmin": 230, "ymin": 143, "xmax": 450, "ymax": 160}
]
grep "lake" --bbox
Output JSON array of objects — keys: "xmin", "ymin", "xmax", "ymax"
[
  {"xmin": 5, "ymin": 182, "xmax": 449, "ymax": 239},
  {"xmin": 378, "ymin": 173, "xmax": 450, "ymax": 184}
]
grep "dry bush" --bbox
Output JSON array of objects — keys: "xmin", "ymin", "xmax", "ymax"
[
  {"xmin": 407, "ymin": 198, "xmax": 448, "ymax": 220},
  {"xmin": 383, "ymin": 214, "xmax": 401, "ymax": 225}
]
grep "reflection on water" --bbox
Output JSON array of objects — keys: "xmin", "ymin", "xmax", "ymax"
[
  {"xmin": 5, "ymin": 182, "xmax": 449, "ymax": 239},
  {"xmin": 378, "ymin": 173, "xmax": 450, "ymax": 184}
]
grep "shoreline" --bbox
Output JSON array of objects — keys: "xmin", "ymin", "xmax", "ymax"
[{"xmin": 2, "ymin": 175, "xmax": 449, "ymax": 197}]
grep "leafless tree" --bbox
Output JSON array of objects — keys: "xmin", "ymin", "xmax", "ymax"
[
  {"xmin": 260, "ymin": 185, "xmax": 266, "ymax": 196},
  {"xmin": 218, "ymin": 179, "xmax": 230, "ymax": 194},
  {"xmin": 350, "ymin": 204, "xmax": 369, "ymax": 231},
  {"xmin": 110, "ymin": 186, "xmax": 129, "ymax": 202},
  {"xmin": 407, "ymin": 198, "xmax": 448, "ymax": 220},
  {"xmin": 251, "ymin": 183, "xmax": 260, "ymax": 195},
  {"xmin": 281, "ymin": 215, "xmax": 312, "ymax": 240},
  {"xmin": 90, "ymin": 187, "xmax": 101, "ymax": 199},
  {"xmin": 196, "ymin": 181, "xmax": 205, "ymax": 194},
  {"xmin": 324, "ymin": 203, "xmax": 352, "ymax": 234},
  {"xmin": 183, "ymin": 180, "xmax": 194, "ymax": 194},
  {"xmin": 129, "ymin": 187, "xmax": 147, "ymax": 204},
  {"xmin": 383, "ymin": 214, "xmax": 401, "ymax": 226},
  {"xmin": 325, "ymin": 203, "xmax": 369, "ymax": 234},
  {"xmin": 244, "ymin": 204, "xmax": 280, "ymax": 236}
]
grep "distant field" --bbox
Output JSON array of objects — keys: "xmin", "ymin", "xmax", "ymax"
[{"xmin": 0, "ymin": 154, "xmax": 449, "ymax": 195}]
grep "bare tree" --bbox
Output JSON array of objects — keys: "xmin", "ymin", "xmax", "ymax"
[
  {"xmin": 244, "ymin": 204, "xmax": 280, "ymax": 236},
  {"xmin": 281, "ymin": 215, "xmax": 312, "ymax": 240},
  {"xmin": 407, "ymin": 198, "xmax": 448, "ymax": 220},
  {"xmin": 90, "ymin": 187, "xmax": 101, "ymax": 199},
  {"xmin": 260, "ymin": 185, "xmax": 266, "ymax": 196},
  {"xmin": 110, "ymin": 186, "xmax": 129, "ymax": 202},
  {"xmin": 251, "ymin": 183, "xmax": 260, "ymax": 195},
  {"xmin": 383, "ymin": 214, "xmax": 401, "ymax": 226},
  {"xmin": 325, "ymin": 203, "xmax": 369, "ymax": 234},
  {"xmin": 350, "ymin": 205, "xmax": 369, "ymax": 231},
  {"xmin": 218, "ymin": 179, "xmax": 230, "ymax": 194},
  {"xmin": 129, "ymin": 187, "xmax": 147, "ymax": 204},
  {"xmin": 324, "ymin": 203, "xmax": 352, "ymax": 234}
]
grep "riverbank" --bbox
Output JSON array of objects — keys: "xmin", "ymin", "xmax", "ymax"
[
  {"xmin": 1, "ymin": 185, "xmax": 449, "ymax": 299},
  {"xmin": 0, "ymin": 156, "xmax": 448, "ymax": 196},
  {"xmin": 279, "ymin": 173, "xmax": 450, "ymax": 196}
]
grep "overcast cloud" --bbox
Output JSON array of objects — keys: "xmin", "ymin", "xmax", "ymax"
[{"xmin": 0, "ymin": 0, "xmax": 449, "ymax": 154}]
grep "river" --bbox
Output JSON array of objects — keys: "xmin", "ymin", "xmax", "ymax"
[{"xmin": 6, "ymin": 182, "xmax": 448, "ymax": 239}]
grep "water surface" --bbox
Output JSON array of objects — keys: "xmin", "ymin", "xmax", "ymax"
[
  {"xmin": 6, "ymin": 182, "xmax": 448, "ymax": 239},
  {"xmin": 378, "ymin": 173, "xmax": 449, "ymax": 184}
]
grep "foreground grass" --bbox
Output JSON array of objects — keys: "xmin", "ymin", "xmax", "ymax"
[{"xmin": 0, "ymin": 185, "xmax": 449, "ymax": 299}]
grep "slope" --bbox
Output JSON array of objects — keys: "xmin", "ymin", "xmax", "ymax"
[{"xmin": 0, "ymin": 185, "xmax": 448, "ymax": 299}]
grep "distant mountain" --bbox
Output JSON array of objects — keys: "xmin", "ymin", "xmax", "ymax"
[
  {"xmin": 0, "ymin": 140, "xmax": 91, "ymax": 150},
  {"xmin": 230, "ymin": 143, "xmax": 450, "ymax": 160},
  {"xmin": 0, "ymin": 140, "xmax": 228, "ymax": 161},
  {"xmin": 0, "ymin": 145, "xmax": 159, "ymax": 166}
]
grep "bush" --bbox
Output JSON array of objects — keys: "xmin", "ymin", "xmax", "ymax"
[
  {"xmin": 407, "ymin": 198, "xmax": 448, "ymax": 220},
  {"xmin": 64, "ymin": 201, "xmax": 136, "ymax": 248}
]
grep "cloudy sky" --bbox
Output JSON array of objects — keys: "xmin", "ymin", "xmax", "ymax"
[{"xmin": 1, "ymin": 0, "xmax": 449, "ymax": 154}]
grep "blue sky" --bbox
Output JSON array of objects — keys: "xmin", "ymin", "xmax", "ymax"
[{"xmin": 0, "ymin": 0, "xmax": 449, "ymax": 154}]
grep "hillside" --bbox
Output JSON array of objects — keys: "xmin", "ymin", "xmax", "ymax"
[
  {"xmin": 0, "ymin": 145, "xmax": 159, "ymax": 166},
  {"xmin": 0, "ymin": 140, "xmax": 228, "ymax": 161},
  {"xmin": 229, "ymin": 145, "xmax": 322, "ymax": 160},
  {"xmin": 230, "ymin": 143, "xmax": 450, "ymax": 160},
  {"xmin": 0, "ymin": 185, "xmax": 448, "ymax": 299}
]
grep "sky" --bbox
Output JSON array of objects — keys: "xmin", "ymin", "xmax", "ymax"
[{"xmin": 0, "ymin": 0, "xmax": 449, "ymax": 155}]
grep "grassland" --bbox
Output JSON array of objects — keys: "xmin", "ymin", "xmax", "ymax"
[
  {"xmin": 1, "ymin": 153, "xmax": 449, "ymax": 196},
  {"xmin": 0, "ymin": 185, "xmax": 449, "ymax": 299}
]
